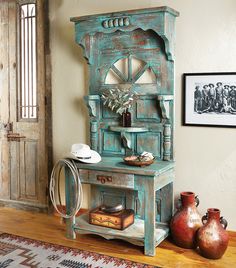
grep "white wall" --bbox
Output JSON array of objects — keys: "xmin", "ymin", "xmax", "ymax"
[{"xmin": 50, "ymin": 0, "xmax": 236, "ymax": 230}]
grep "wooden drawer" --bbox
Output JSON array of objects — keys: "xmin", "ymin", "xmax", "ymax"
[
  {"xmin": 78, "ymin": 169, "xmax": 89, "ymax": 182},
  {"xmin": 79, "ymin": 169, "xmax": 134, "ymax": 189}
]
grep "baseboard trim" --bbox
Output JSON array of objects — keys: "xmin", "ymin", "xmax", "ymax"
[{"xmin": 0, "ymin": 199, "xmax": 48, "ymax": 213}]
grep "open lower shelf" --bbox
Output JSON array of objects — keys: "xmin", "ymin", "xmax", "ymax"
[{"xmin": 74, "ymin": 213, "xmax": 169, "ymax": 247}]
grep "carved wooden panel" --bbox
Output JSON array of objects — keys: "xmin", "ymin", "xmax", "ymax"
[
  {"xmin": 21, "ymin": 140, "xmax": 38, "ymax": 200},
  {"xmin": 10, "ymin": 140, "xmax": 38, "ymax": 201},
  {"xmin": 102, "ymin": 130, "xmax": 123, "ymax": 155},
  {"xmin": 98, "ymin": 188, "xmax": 136, "ymax": 211},
  {"xmin": 136, "ymin": 97, "xmax": 161, "ymax": 121},
  {"xmin": 156, "ymin": 183, "xmax": 173, "ymax": 223},
  {"xmin": 136, "ymin": 132, "xmax": 162, "ymax": 159}
]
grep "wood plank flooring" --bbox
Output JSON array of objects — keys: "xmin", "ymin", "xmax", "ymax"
[{"xmin": 0, "ymin": 207, "xmax": 235, "ymax": 267}]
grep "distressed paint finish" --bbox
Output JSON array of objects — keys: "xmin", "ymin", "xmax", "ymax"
[
  {"xmin": 65, "ymin": 167, "xmax": 76, "ymax": 239},
  {"xmin": 71, "ymin": 7, "xmax": 179, "ymax": 63},
  {"xmin": 65, "ymin": 156, "xmax": 174, "ymax": 255},
  {"xmin": 75, "ymin": 156, "xmax": 174, "ymax": 176},
  {"xmin": 0, "ymin": 1, "xmax": 11, "ymax": 200},
  {"xmin": 87, "ymin": 170, "xmax": 134, "ymax": 189},
  {"xmin": 0, "ymin": 0, "xmax": 51, "ymax": 211},
  {"xmin": 158, "ymin": 182, "xmax": 174, "ymax": 223},
  {"xmin": 69, "ymin": 7, "xmax": 178, "ymax": 256},
  {"xmin": 74, "ymin": 213, "xmax": 169, "ymax": 247},
  {"xmin": 109, "ymin": 126, "xmax": 148, "ymax": 153},
  {"xmin": 163, "ymin": 124, "xmax": 172, "ymax": 161},
  {"xmin": 84, "ymin": 95, "xmax": 100, "ymax": 151},
  {"xmin": 71, "ymin": 7, "xmax": 178, "ymax": 159},
  {"xmin": 144, "ymin": 177, "xmax": 156, "ymax": 256},
  {"xmin": 158, "ymin": 95, "xmax": 174, "ymax": 121}
]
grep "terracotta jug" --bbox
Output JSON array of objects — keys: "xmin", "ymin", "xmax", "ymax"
[
  {"xmin": 170, "ymin": 191, "xmax": 202, "ymax": 248},
  {"xmin": 197, "ymin": 208, "xmax": 229, "ymax": 259}
]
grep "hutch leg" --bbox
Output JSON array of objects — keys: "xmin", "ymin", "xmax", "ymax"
[
  {"xmin": 144, "ymin": 179, "xmax": 156, "ymax": 256},
  {"xmin": 65, "ymin": 166, "xmax": 76, "ymax": 239}
]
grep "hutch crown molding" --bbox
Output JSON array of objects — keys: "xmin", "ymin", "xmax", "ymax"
[{"xmin": 66, "ymin": 6, "xmax": 179, "ymax": 256}]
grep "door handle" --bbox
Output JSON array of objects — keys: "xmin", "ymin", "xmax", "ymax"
[
  {"xmin": 7, "ymin": 133, "xmax": 26, "ymax": 141},
  {"xmin": 97, "ymin": 175, "xmax": 112, "ymax": 184}
]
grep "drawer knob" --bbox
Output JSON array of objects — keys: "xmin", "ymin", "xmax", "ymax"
[{"xmin": 97, "ymin": 175, "xmax": 112, "ymax": 184}]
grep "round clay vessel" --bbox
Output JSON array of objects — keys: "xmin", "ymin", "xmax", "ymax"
[
  {"xmin": 197, "ymin": 208, "xmax": 229, "ymax": 259},
  {"xmin": 170, "ymin": 191, "xmax": 202, "ymax": 248}
]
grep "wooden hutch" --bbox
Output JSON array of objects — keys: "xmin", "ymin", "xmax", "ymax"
[{"xmin": 66, "ymin": 6, "xmax": 179, "ymax": 256}]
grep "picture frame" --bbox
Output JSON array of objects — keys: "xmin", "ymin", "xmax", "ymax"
[{"xmin": 183, "ymin": 72, "xmax": 236, "ymax": 127}]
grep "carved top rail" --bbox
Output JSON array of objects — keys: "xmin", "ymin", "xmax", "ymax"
[{"xmin": 70, "ymin": 6, "xmax": 179, "ymax": 63}]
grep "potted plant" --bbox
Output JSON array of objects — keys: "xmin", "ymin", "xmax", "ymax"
[{"xmin": 101, "ymin": 86, "xmax": 138, "ymax": 127}]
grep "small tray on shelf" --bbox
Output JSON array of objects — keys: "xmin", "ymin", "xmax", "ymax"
[{"xmin": 123, "ymin": 155, "xmax": 155, "ymax": 167}]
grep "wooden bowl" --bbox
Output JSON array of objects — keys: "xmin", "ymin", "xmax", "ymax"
[{"xmin": 123, "ymin": 156, "xmax": 154, "ymax": 167}]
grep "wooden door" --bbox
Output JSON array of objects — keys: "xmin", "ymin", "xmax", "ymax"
[{"xmin": 0, "ymin": 0, "xmax": 51, "ymax": 211}]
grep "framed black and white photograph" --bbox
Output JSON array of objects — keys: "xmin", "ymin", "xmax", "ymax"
[{"xmin": 183, "ymin": 72, "xmax": 236, "ymax": 127}]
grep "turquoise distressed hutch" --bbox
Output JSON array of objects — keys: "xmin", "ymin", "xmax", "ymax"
[{"xmin": 66, "ymin": 6, "xmax": 179, "ymax": 256}]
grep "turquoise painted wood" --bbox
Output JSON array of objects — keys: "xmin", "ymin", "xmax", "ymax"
[
  {"xmin": 65, "ymin": 167, "xmax": 76, "ymax": 239},
  {"xmin": 66, "ymin": 157, "xmax": 174, "ymax": 255},
  {"xmin": 71, "ymin": 7, "xmax": 179, "ymax": 159},
  {"xmin": 67, "ymin": 6, "xmax": 179, "ymax": 256}
]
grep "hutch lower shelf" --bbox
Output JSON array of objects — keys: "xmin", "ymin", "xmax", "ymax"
[
  {"xmin": 65, "ymin": 157, "xmax": 174, "ymax": 256},
  {"xmin": 74, "ymin": 213, "xmax": 169, "ymax": 247}
]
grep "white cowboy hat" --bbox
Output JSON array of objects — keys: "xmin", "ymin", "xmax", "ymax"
[{"xmin": 70, "ymin": 143, "xmax": 101, "ymax": 164}]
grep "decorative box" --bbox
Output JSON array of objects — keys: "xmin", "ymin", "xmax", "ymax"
[{"xmin": 89, "ymin": 206, "xmax": 134, "ymax": 230}]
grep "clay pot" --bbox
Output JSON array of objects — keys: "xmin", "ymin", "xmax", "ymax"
[
  {"xmin": 197, "ymin": 208, "xmax": 229, "ymax": 259},
  {"xmin": 170, "ymin": 191, "xmax": 202, "ymax": 248}
]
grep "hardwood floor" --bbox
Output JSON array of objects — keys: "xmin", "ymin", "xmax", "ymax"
[{"xmin": 0, "ymin": 207, "xmax": 235, "ymax": 267}]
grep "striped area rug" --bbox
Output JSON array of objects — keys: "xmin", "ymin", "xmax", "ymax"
[{"xmin": 0, "ymin": 233, "xmax": 159, "ymax": 268}]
